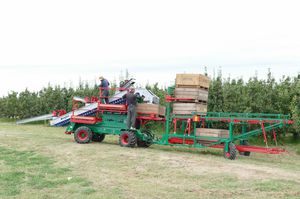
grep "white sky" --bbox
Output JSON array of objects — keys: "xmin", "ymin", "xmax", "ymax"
[{"xmin": 0, "ymin": 0, "xmax": 300, "ymax": 96}]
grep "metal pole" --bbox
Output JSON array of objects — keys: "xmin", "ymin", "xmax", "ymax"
[
  {"xmin": 165, "ymin": 87, "xmax": 172, "ymax": 135},
  {"xmin": 240, "ymin": 124, "xmax": 247, "ymax": 145}
]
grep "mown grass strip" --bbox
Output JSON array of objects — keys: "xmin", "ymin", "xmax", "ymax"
[{"xmin": 0, "ymin": 146, "xmax": 95, "ymax": 197}]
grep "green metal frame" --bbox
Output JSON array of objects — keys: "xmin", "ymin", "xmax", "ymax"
[
  {"xmin": 152, "ymin": 86, "xmax": 292, "ymax": 153},
  {"xmin": 66, "ymin": 86, "xmax": 292, "ymax": 155},
  {"xmin": 66, "ymin": 112, "xmax": 150, "ymax": 143}
]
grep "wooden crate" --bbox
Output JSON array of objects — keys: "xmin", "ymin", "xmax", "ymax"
[
  {"xmin": 195, "ymin": 128, "xmax": 229, "ymax": 138},
  {"xmin": 174, "ymin": 88, "xmax": 208, "ymax": 102},
  {"xmin": 173, "ymin": 103, "xmax": 207, "ymax": 115},
  {"xmin": 136, "ymin": 103, "xmax": 165, "ymax": 116},
  {"xmin": 176, "ymin": 74, "xmax": 210, "ymax": 89},
  {"xmin": 159, "ymin": 106, "xmax": 166, "ymax": 116}
]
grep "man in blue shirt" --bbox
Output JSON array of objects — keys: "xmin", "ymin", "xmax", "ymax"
[{"xmin": 99, "ymin": 76, "xmax": 110, "ymax": 104}]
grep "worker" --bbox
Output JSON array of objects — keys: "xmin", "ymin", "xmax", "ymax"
[
  {"xmin": 122, "ymin": 87, "xmax": 141, "ymax": 129},
  {"xmin": 99, "ymin": 76, "xmax": 110, "ymax": 104}
]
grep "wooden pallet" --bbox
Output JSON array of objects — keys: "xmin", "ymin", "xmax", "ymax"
[
  {"xmin": 196, "ymin": 129, "xmax": 229, "ymax": 146},
  {"xmin": 176, "ymin": 74, "xmax": 210, "ymax": 89},
  {"xmin": 173, "ymin": 102, "xmax": 207, "ymax": 115},
  {"xmin": 137, "ymin": 112, "xmax": 165, "ymax": 118},
  {"xmin": 198, "ymin": 140, "xmax": 215, "ymax": 145},
  {"xmin": 197, "ymin": 140, "xmax": 217, "ymax": 146},
  {"xmin": 174, "ymin": 88, "xmax": 208, "ymax": 102}
]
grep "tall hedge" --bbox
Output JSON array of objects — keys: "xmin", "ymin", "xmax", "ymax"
[{"xmin": 0, "ymin": 71, "xmax": 299, "ymax": 138}]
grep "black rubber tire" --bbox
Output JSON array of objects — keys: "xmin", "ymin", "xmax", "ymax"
[
  {"xmin": 74, "ymin": 126, "xmax": 92, "ymax": 144},
  {"xmin": 119, "ymin": 131, "xmax": 137, "ymax": 147},
  {"xmin": 239, "ymin": 140, "xmax": 251, "ymax": 156},
  {"xmin": 137, "ymin": 139, "xmax": 151, "ymax": 148},
  {"xmin": 137, "ymin": 130, "xmax": 153, "ymax": 148},
  {"xmin": 92, "ymin": 133, "xmax": 105, "ymax": 142},
  {"xmin": 224, "ymin": 142, "xmax": 237, "ymax": 160}
]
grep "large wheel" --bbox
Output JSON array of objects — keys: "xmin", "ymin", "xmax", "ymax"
[
  {"xmin": 239, "ymin": 140, "xmax": 251, "ymax": 156},
  {"xmin": 224, "ymin": 142, "xmax": 237, "ymax": 160},
  {"xmin": 137, "ymin": 130, "xmax": 153, "ymax": 148},
  {"xmin": 74, "ymin": 126, "xmax": 92, "ymax": 144},
  {"xmin": 92, "ymin": 133, "xmax": 105, "ymax": 142},
  {"xmin": 137, "ymin": 139, "xmax": 151, "ymax": 148},
  {"xmin": 119, "ymin": 131, "xmax": 137, "ymax": 147}
]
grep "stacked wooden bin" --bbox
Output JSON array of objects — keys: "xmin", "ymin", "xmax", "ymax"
[
  {"xmin": 136, "ymin": 103, "xmax": 165, "ymax": 117},
  {"xmin": 173, "ymin": 74, "xmax": 229, "ymax": 145},
  {"xmin": 195, "ymin": 128, "xmax": 229, "ymax": 145},
  {"xmin": 173, "ymin": 74, "xmax": 210, "ymax": 115}
]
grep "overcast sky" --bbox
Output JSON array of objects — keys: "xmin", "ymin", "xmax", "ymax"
[{"xmin": 0, "ymin": 0, "xmax": 299, "ymax": 96}]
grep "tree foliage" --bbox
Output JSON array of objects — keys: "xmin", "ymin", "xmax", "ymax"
[{"xmin": 0, "ymin": 71, "xmax": 299, "ymax": 137}]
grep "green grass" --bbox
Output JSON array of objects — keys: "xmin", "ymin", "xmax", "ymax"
[
  {"xmin": 0, "ymin": 118, "xmax": 16, "ymax": 123},
  {"xmin": 0, "ymin": 122, "xmax": 299, "ymax": 198},
  {"xmin": 0, "ymin": 146, "xmax": 95, "ymax": 198}
]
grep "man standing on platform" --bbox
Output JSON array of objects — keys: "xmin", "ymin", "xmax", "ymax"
[
  {"xmin": 122, "ymin": 87, "xmax": 139, "ymax": 129},
  {"xmin": 99, "ymin": 76, "xmax": 110, "ymax": 104}
]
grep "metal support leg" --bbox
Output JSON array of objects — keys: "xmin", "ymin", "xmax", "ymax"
[
  {"xmin": 229, "ymin": 122, "xmax": 233, "ymax": 141},
  {"xmin": 173, "ymin": 118, "xmax": 177, "ymax": 134},
  {"xmin": 272, "ymin": 129, "xmax": 278, "ymax": 146},
  {"xmin": 240, "ymin": 124, "xmax": 247, "ymax": 145},
  {"xmin": 186, "ymin": 118, "xmax": 191, "ymax": 136},
  {"xmin": 224, "ymin": 142, "xmax": 229, "ymax": 153},
  {"xmin": 261, "ymin": 122, "xmax": 269, "ymax": 148}
]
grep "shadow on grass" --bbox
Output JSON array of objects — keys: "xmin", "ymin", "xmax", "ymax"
[
  {"xmin": 90, "ymin": 137, "xmax": 224, "ymax": 158},
  {"xmin": 150, "ymin": 144, "xmax": 224, "ymax": 157}
]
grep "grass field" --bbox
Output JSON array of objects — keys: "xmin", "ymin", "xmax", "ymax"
[{"xmin": 0, "ymin": 121, "xmax": 299, "ymax": 199}]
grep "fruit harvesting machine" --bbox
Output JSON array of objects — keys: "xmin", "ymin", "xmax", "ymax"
[
  {"xmin": 16, "ymin": 78, "xmax": 159, "ymax": 126},
  {"xmin": 65, "ymin": 85, "xmax": 293, "ymax": 160}
]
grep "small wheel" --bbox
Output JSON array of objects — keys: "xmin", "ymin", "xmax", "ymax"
[
  {"xmin": 239, "ymin": 140, "xmax": 251, "ymax": 156},
  {"xmin": 224, "ymin": 142, "xmax": 237, "ymax": 160},
  {"xmin": 92, "ymin": 133, "xmax": 105, "ymax": 142},
  {"xmin": 74, "ymin": 126, "xmax": 92, "ymax": 144},
  {"xmin": 137, "ymin": 130, "xmax": 153, "ymax": 148},
  {"xmin": 119, "ymin": 131, "xmax": 137, "ymax": 147}
]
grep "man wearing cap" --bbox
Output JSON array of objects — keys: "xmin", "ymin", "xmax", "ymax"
[
  {"xmin": 99, "ymin": 76, "xmax": 110, "ymax": 104},
  {"xmin": 122, "ymin": 87, "xmax": 139, "ymax": 129}
]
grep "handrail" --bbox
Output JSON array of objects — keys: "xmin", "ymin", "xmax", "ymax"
[{"xmin": 192, "ymin": 112, "xmax": 291, "ymax": 121}]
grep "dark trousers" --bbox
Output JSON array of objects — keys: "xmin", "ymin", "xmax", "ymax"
[
  {"xmin": 127, "ymin": 104, "xmax": 136, "ymax": 129},
  {"xmin": 101, "ymin": 89, "xmax": 109, "ymax": 104}
]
